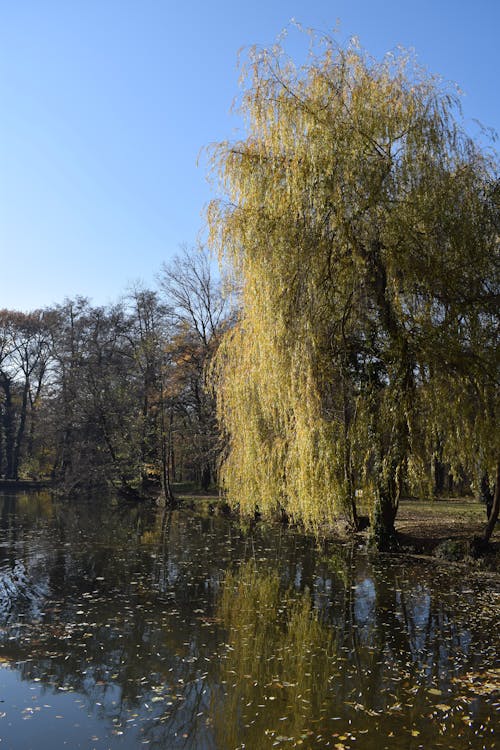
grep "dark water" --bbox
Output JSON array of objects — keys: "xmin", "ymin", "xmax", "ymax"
[{"xmin": 0, "ymin": 492, "xmax": 498, "ymax": 750}]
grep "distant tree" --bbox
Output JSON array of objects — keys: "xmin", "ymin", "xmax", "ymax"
[
  {"xmin": 47, "ymin": 298, "xmax": 90, "ymax": 485},
  {"xmin": 208, "ymin": 34, "xmax": 499, "ymax": 548},
  {"xmin": 48, "ymin": 299, "xmax": 141, "ymax": 493},
  {"xmin": 126, "ymin": 286, "xmax": 175, "ymax": 503},
  {"xmin": 0, "ymin": 310, "xmax": 52, "ymax": 479},
  {"xmin": 158, "ymin": 245, "xmax": 233, "ymax": 490}
]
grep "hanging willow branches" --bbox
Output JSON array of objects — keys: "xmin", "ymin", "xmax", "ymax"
[{"xmin": 208, "ymin": 33, "xmax": 499, "ymax": 548}]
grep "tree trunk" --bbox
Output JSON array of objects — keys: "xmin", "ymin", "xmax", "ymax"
[
  {"xmin": 479, "ymin": 472, "xmax": 494, "ymax": 517},
  {"xmin": 432, "ymin": 455, "xmax": 446, "ymax": 496},
  {"xmin": 372, "ymin": 488, "xmax": 399, "ymax": 551},
  {"xmin": 371, "ymin": 438, "xmax": 405, "ymax": 551},
  {"xmin": 200, "ymin": 463, "xmax": 211, "ymax": 491},
  {"xmin": 158, "ymin": 393, "xmax": 175, "ymax": 506},
  {"xmin": 482, "ymin": 461, "xmax": 499, "ymax": 545},
  {"xmin": 1, "ymin": 375, "xmax": 16, "ymax": 480},
  {"xmin": 160, "ymin": 436, "xmax": 175, "ymax": 505},
  {"xmin": 13, "ymin": 379, "xmax": 29, "ymax": 480},
  {"xmin": 0, "ymin": 402, "xmax": 3, "ymax": 477}
]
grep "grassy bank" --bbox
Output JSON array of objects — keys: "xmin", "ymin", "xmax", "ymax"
[{"xmin": 395, "ymin": 497, "xmax": 498, "ymax": 570}]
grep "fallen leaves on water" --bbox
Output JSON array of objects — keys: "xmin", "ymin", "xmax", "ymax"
[{"xmin": 452, "ymin": 668, "xmax": 500, "ymax": 696}]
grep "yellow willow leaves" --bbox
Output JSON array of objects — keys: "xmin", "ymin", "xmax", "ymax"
[
  {"xmin": 208, "ymin": 32, "xmax": 499, "ymax": 529},
  {"xmin": 211, "ymin": 315, "xmax": 352, "ymax": 528}
]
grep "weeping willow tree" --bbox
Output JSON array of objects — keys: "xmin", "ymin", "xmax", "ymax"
[{"xmin": 208, "ymin": 32, "xmax": 499, "ymax": 548}]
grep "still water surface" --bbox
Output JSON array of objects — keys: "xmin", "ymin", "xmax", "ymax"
[{"xmin": 0, "ymin": 492, "xmax": 498, "ymax": 749}]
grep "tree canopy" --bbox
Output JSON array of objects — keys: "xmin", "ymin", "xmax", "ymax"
[{"xmin": 208, "ymin": 34, "xmax": 499, "ymax": 547}]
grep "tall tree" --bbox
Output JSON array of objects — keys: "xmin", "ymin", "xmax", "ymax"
[
  {"xmin": 48, "ymin": 299, "xmax": 142, "ymax": 493},
  {"xmin": 158, "ymin": 245, "xmax": 233, "ymax": 490},
  {"xmin": 208, "ymin": 34, "xmax": 499, "ymax": 548},
  {"xmin": 0, "ymin": 310, "xmax": 52, "ymax": 479},
  {"xmin": 127, "ymin": 286, "xmax": 175, "ymax": 503}
]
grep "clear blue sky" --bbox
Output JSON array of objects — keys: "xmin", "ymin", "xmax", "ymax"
[{"xmin": 1, "ymin": 0, "xmax": 499, "ymax": 312}]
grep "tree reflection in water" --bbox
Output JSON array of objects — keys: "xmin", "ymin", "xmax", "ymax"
[
  {"xmin": 0, "ymin": 492, "xmax": 497, "ymax": 749},
  {"xmin": 214, "ymin": 561, "xmax": 337, "ymax": 748},
  {"xmin": 214, "ymin": 555, "xmax": 498, "ymax": 749}
]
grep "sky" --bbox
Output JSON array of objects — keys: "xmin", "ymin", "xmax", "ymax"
[{"xmin": 1, "ymin": 0, "xmax": 499, "ymax": 312}]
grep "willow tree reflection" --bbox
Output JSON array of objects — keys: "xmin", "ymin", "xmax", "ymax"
[
  {"xmin": 213, "ymin": 556, "xmax": 498, "ymax": 750},
  {"xmin": 213, "ymin": 560, "xmax": 337, "ymax": 748}
]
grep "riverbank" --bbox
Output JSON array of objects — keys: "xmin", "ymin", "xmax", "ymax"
[
  {"xmin": 194, "ymin": 492, "xmax": 499, "ymax": 572},
  {"xmin": 0, "ymin": 478, "xmax": 55, "ymax": 490},
  {"xmin": 393, "ymin": 497, "xmax": 499, "ymax": 571}
]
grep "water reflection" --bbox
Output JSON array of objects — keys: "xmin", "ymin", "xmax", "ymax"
[
  {"xmin": 0, "ymin": 492, "xmax": 497, "ymax": 749},
  {"xmin": 215, "ymin": 555, "xmax": 498, "ymax": 749},
  {"xmin": 214, "ymin": 561, "xmax": 337, "ymax": 749}
]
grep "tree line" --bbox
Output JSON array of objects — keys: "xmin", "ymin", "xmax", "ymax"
[{"xmin": 0, "ymin": 247, "xmax": 233, "ymax": 500}]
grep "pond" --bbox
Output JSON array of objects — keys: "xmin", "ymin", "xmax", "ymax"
[{"xmin": 0, "ymin": 491, "xmax": 498, "ymax": 749}]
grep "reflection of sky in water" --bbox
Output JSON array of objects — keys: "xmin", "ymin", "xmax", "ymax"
[
  {"xmin": 395, "ymin": 585, "xmax": 431, "ymax": 630},
  {"xmin": 0, "ymin": 559, "xmax": 50, "ymax": 622},
  {"xmin": 354, "ymin": 577, "xmax": 376, "ymax": 629},
  {"xmin": 0, "ymin": 667, "xmax": 119, "ymax": 750},
  {"xmin": 294, "ymin": 561, "xmax": 303, "ymax": 589}
]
